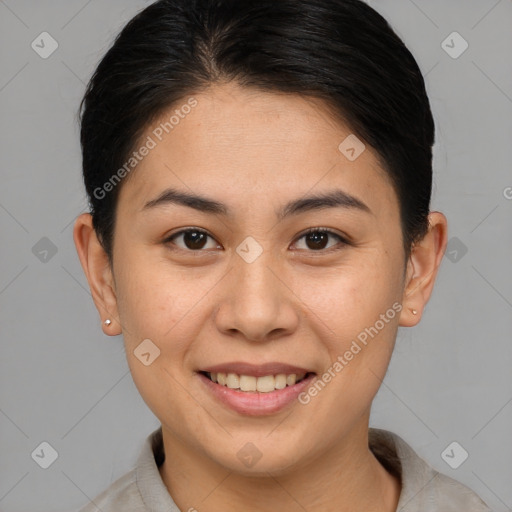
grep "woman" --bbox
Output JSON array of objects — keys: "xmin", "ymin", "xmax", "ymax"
[{"xmin": 73, "ymin": 0, "xmax": 491, "ymax": 510}]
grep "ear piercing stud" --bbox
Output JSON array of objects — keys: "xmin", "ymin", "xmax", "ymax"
[
  {"xmin": 104, "ymin": 319, "xmax": 112, "ymax": 326},
  {"xmin": 411, "ymin": 309, "xmax": 418, "ymax": 315}
]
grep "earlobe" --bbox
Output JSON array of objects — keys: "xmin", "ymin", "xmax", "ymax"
[
  {"xmin": 399, "ymin": 211, "xmax": 448, "ymax": 327},
  {"xmin": 73, "ymin": 213, "xmax": 122, "ymax": 336}
]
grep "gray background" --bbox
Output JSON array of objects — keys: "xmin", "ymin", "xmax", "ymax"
[{"xmin": 0, "ymin": 0, "xmax": 511, "ymax": 511}]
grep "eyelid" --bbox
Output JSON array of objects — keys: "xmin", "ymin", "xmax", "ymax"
[
  {"xmin": 291, "ymin": 226, "xmax": 349, "ymax": 251},
  {"xmin": 163, "ymin": 226, "xmax": 350, "ymax": 252},
  {"xmin": 295, "ymin": 226, "xmax": 349, "ymax": 241},
  {"xmin": 163, "ymin": 227, "xmax": 220, "ymax": 250}
]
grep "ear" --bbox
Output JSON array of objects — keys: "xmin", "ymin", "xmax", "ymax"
[
  {"xmin": 73, "ymin": 213, "xmax": 122, "ymax": 335},
  {"xmin": 399, "ymin": 211, "xmax": 448, "ymax": 327}
]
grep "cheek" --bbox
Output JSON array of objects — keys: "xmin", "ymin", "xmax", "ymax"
[
  {"xmin": 296, "ymin": 251, "xmax": 402, "ymax": 342},
  {"xmin": 114, "ymin": 256, "xmax": 202, "ymax": 419},
  {"xmin": 113, "ymin": 252, "xmax": 178, "ymax": 340},
  {"xmin": 293, "ymin": 259, "xmax": 401, "ymax": 427},
  {"xmin": 113, "ymin": 250, "xmax": 217, "ymax": 355}
]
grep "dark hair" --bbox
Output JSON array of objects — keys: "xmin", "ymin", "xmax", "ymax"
[{"xmin": 80, "ymin": 0, "xmax": 434, "ymax": 264}]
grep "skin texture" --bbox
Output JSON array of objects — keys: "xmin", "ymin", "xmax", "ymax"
[{"xmin": 74, "ymin": 82, "xmax": 448, "ymax": 512}]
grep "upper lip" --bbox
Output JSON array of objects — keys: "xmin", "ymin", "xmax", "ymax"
[{"xmin": 200, "ymin": 362, "xmax": 315, "ymax": 378}]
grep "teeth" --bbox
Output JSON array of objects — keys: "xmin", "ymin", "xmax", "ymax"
[
  {"xmin": 256, "ymin": 375, "xmax": 275, "ymax": 392},
  {"xmin": 205, "ymin": 371, "xmax": 308, "ymax": 392},
  {"xmin": 286, "ymin": 374, "xmax": 296, "ymax": 386},
  {"xmin": 240, "ymin": 375, "xmax": 257, "ymax": 391},
  {"xmin": 226, "ymin": 373, "xmax": 240, "ymax": 388},
  {"xmin": 275, "ymin": 374, "xmax": 287, "ymax": 389}
]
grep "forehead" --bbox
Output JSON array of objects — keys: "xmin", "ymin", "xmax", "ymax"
[{"xmin": 118, "ymin": 83, "xmax": 398, "ymax": 221}]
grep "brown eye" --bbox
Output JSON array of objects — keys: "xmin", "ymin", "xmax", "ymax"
[
  {"xmin": 293, "ymin": 228, "xmax": 347, "ymax": 252},
  {"xmin": 164, "ymin": 227, "xmax": 347, "ymax": 253},
  {"xmin": 165, "ymin": 228, "xmax": 220, "ymax": 251}
]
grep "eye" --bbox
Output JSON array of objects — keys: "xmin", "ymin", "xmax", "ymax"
[
  {"xmin": 163, "ymin": 228, "xmax": 221, "ymax": 251},
  {"xmin": 292, "ymin": 227, "xmax": 348, "ymax": 252},
  {"xmin": 163, "ymin": 227, "xmax": 349, "ymax": 253}
]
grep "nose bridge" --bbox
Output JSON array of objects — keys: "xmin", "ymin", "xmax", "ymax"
[
  {"xmin": 215, "ymin": 238, "xmax": 298, "ymax": 341},
  {"xmin": 236, "ymin": 240, "xmax": 275, "ymax": 297},
  {"xmin": 235, "ymin": 236, "xmax": 280, "ymax": 310}
]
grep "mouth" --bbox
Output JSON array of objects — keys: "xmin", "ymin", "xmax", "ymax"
[
  {"xmin": 196, "ymin": 363, "xmax": 317, "ymax": 415},
  {"xmin": 199, "ymin": 371, "xmax": 313, "ymax": 393}
]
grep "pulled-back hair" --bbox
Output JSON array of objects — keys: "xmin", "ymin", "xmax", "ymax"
[{"xmin": 80, "ymin": 0, "xmax": 434, "ymax": 262}]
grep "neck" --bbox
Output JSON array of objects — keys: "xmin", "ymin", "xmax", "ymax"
[{"xmin": 158, "ymin": 418, "xmax": 401, "ymax": 512}]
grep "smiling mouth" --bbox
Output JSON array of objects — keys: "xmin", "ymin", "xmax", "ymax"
[{"xmin": 199, "ymin": 371, "xmax": 314, "ymax": 393}]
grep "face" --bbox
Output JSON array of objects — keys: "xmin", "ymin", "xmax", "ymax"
[{"xmin": 102, "ymin": 83, "xmax": 411, "ymax": 473}]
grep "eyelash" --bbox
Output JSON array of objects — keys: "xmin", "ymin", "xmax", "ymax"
[{"xmin": 163, "ymin": 226, "xmax": 349, "ymax": 254}]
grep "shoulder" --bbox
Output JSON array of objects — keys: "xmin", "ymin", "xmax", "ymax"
[
  {"xmin": 369, "ymin": 428, "xmax": 492, "ymax": 512},
  {"xmin": 76, "ymin": 469, "xmax": 145, "ymax": 512},
  {"xmin": 76, "ymin": 426, "xmax": 178, "ymax": 512},
  {"xmin": 424, "ymin": 471, "xmax": 492, "ymax": 512}
]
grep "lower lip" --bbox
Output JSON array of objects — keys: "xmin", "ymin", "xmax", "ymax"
[{"xmin": 197, "ymin": 372, "xmax": 316, "ymax": 416}]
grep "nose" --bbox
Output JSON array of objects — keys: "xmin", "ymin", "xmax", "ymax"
[{"xmin": 214, "ymin": 247, "xmax": 299, "ymax": 343}]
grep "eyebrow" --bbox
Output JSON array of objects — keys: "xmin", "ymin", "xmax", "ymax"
[{"xmin": 142, "ymin": 187, "xmax": 372, "ymax": 219}]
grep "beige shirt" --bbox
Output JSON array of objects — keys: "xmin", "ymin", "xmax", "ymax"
[{"xmin": 77, "ymin": 427, "xmax": 491, "ymax": 511}]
